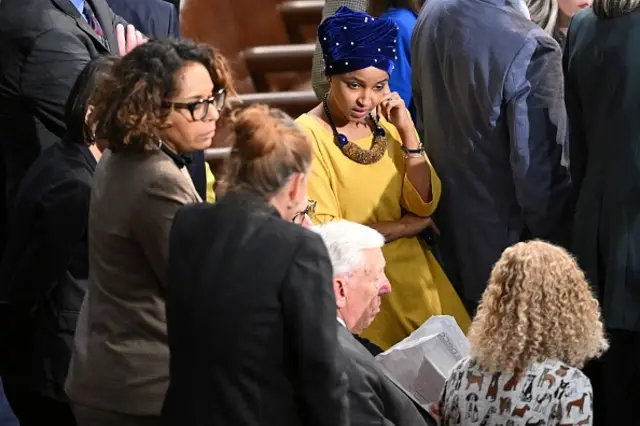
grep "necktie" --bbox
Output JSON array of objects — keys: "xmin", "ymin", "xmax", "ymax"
[{"xmin": 83, "ymin": 3, "xmax": 104, "ymax": 39}]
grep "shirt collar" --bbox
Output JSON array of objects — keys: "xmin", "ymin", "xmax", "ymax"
[
  {"xmin": 69, "ymin": 0, "xmax": 85, "ymax": 15},
  {"xmin": 159, "ymin": 141, "xmax": 192, "ymax": 169},
  {"xmin": 336, "ymin": 317, "xmax": 346, "ymax": 328}
]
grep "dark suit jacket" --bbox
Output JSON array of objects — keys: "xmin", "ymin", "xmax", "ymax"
[
  {"xmin": 106, "ymin": 0, "xmax": 208, "ymax": 200},
  {"xmin": 0, "ymin": 141, "xmax": 96, "ymax": 401},
  {"xmin": 412, "ymin": 0, "xmax": 571, "ymax": 309},
  {"xmin": 0, "ymin": 0, "xmax": 125, "ymax": 253},
  {"xmin": 564, "ymin": 8, "xmax": 640, "ymax": 331},
  {"xmin": 163, "ymin": 189, "xmax": 349, "ymax": 426},
  {"xmin": 107, "ymin": 0, "xmax": 179, "ymax": 38},
  {"xmin": 338, "ymin": 324, "xmax": 436, "ymax": 426}
]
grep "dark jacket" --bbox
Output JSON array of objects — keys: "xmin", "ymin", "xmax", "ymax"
[
  {"xmin": 106, "ymin": 0, "xmax": 179, "ymax": 38},
  {"xmin": 0, "ymin": 0, "xmax": 125, "ymax": 254},
  {"xmin": 162, "ymin": 190, "xmax": 349, "ymax": 426},
  {"xmin": 338, "ymin": 324, "xmax": 437, "ymax": 426},
  {"xmin": 564, "ymin": 7, "xmax": 640, "ymax": 331},
  {"xmin": 105, "ymin": 0, "xmax": 208, "ymax": 200},
  {"xmin": 412, "ymin": 0, "xmax": 571, "ymax": 308},
  {"xmin": 0, "ymin": 141, "xmax": 96, "ymax": 401}
]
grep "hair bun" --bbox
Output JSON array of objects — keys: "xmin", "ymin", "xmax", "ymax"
[{"xmin": 229, "ymin": 104, "xmax": 283, "ymax": 160}]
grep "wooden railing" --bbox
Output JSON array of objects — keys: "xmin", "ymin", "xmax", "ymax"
[{"xmin": 231, "ymin": 90, "xmax": 318, "ymax": 117}]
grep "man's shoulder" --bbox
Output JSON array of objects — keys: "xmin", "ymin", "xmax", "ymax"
[
  {"xmin": 418, "ymin": 0, "xmax": 548, "ymax": 45},
  {"xmin": 337, "ymin": 326, "xmax": 380, "ymax": 377},
  {"xmin": 0, "ymin": 0, "xmax": 70, "ymax": 31}
]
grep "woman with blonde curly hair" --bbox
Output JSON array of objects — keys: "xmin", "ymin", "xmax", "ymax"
[{"xmin": 439, "ymin": 240, "xmax": 607, "ymax": 426}]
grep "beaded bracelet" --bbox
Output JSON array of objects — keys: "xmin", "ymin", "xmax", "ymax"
[{"xmin": 401, "ymin": 144, "xmax": 424, "ymax": 155}]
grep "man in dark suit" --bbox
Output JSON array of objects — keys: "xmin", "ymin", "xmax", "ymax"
[
  {"xmin": 564, "ymin": 5, "xmax": 640, "ymax": 425},
  {"xmin": 313, "ymin": 220, "xmax": 437, "ymax": 426},
  {"xmin": 412, "ymin": 0, "xmax": 571, "ymax": 313},
  {"xmin": 106, "ymin": 0, "xmax": 208, "ymax": 200},
  {"xmin": 0, "ymin": 0, "xmax": 142, "ymax": 256}
]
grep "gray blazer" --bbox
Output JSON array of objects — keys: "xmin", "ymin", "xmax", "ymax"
[
  {"xmin": 337, "ymin": 324, "xmax": 436, "ymax": 426},
  {"xmin": 66, "ymin": 149, "xmax": 200, "ymax": 415},
  {"xmin": 412, "ymin": 0, "xmax": 571, "ymax": 309}
]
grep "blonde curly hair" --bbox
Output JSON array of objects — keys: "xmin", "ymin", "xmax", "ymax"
[{"xmin": 468, "ymin": 240, "xmax": 608, "ymax": 374}]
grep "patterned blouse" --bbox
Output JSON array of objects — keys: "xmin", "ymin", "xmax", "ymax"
[{"xmin": 440, "ymin": 357, "xmax": 593, "ymax": 426}]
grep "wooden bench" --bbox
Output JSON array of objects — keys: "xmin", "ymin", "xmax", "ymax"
[
  {"xmin": 278, "ymin": 0, "xmax": 324, "ymax": 43},
  {"xmin": 241, "ymin": 43, "xmax": 314, "ymax": 92},
  {"xmin": 232, "ymin": 90, "xmax": 318, "ymax": 118}
]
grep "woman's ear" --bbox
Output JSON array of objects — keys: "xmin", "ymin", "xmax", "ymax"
[
  {"xmin": 287, "ymin": 172, "xmax": 308, "ymax": 210},
  {"xmin": 85, "ymin": 105, "xmax": 95, "ymax": 124}
]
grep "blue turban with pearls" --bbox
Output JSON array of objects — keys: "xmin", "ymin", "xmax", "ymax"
[{"xmin": 318, "ymin": 7, "xmax": 399, "ymax": 77}]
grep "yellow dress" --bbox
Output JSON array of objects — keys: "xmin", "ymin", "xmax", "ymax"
[
  {"xmin": 296, "ymin": 113, "xmax": 470, "ymax": 350},
  {"xmin": 205, "ymin": 162, "xmax": 216, "ymax": 203}
]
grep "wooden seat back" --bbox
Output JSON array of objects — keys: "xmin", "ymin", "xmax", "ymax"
[
  {"xmin": 241, "ymin": 43, "xmax": 314, "ymax": 92},
  {"xmin": 278, "ymin": 0, "xmax": 324, "ymax": 43}
]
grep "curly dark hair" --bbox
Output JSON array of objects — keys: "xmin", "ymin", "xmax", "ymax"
[{"xmin": 89, "ymin": 38, "xmax": 234, "ymax": 153}]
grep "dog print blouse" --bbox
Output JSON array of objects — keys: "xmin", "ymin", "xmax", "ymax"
[{"xmin": 439, "ymin": 357, "xmax": 593, "ymax": 426}]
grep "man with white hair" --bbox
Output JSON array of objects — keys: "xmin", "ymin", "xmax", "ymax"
[{"xmin": 313, "ymin": 220, "xmax": 436, "ymax": 426}]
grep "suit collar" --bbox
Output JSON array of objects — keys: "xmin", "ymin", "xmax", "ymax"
[
  {"xmin": 50, "ymin": 0, "xmax": 112, "ymax": 52},
  {"xmin": 69, "ymin": 0, "xmax": 85, "ymax": 14},
  {"xmin": 160, "ymin": 142, "xmax": 192, "ymax": 169},
  {"xmin": 476, "ymin": 0, "xmax": 531, "ymax": 17},
  {"xmin": 89, "ymin": 0, "xmax": 119, "ymax": 51},
  {"xmin": 60, "ymin": 139, "xmax": 98, "ymax": 172},
  {"xmin": 222, "ymin": 189, "xmax": 281, "ymax": 219}
]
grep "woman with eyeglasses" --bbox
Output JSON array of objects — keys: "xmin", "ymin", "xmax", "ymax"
[
  {"xmin": 162, "ymin": 104, "xmax": 348, "ymax": 426},
  {"xmin": 65, "ymin": 39, "xmax": 233, "ymax": 426}
]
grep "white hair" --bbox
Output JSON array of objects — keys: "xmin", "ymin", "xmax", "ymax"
[{"xmin": 312, "ymin": 220, "xmax": 385, "ymax": 275}]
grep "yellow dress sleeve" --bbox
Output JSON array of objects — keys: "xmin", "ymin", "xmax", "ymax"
[
  {"xmin": 301, "ymin": 125, "xmax": 342, "ymax": 225},
  {"xmin": 205, "ymin": 162, "xmax": 216, "ymax": 203},
  {"xmin": 400, "ymin": 138, "xmax": 442, "ymax": 217}
]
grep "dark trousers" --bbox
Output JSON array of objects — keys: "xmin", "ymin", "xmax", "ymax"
[
  {"xmin": 584, "ymin": 329, "xmax": 640, "ymax": 425},
  {"xmin": 3, "ymin": 384, "xmax": 75, "ymax": 426}
]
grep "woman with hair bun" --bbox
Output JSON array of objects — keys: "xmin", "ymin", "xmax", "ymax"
[
  {"xmin": 162, "ymin": 104, "xmax": 348, "ymax": 426},
  {"xmin": 438, "ymin": 240, "xmax": 607, "ymax": 426}
]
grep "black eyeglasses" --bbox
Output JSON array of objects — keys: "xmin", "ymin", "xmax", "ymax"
[
  {"xmin": 292, "ymin": 199, "xmax": 317, "ymax": 225},
  {"xmin": 166, "ymin": 88, "xmax": 227, "ymax": 121}
]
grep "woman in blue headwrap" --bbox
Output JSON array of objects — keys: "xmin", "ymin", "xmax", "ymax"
[{"xmin": 296, "ymin": 7, "xmax": 470, "ymax": 350}]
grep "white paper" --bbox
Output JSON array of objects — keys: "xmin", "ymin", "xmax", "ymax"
[{"xmin": 375, "ymin": 315, "xmax": 469, "ymax": 405}]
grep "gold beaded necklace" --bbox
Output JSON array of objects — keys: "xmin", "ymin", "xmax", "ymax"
[{"xmin": 322, "ymin": 93, "xmax": 387, "ymax": 165}]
